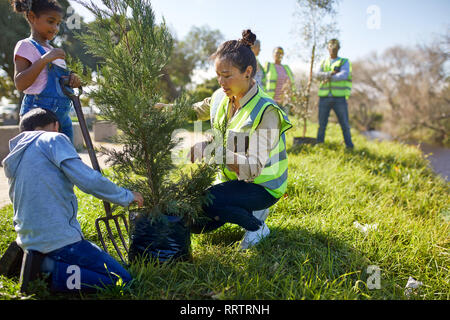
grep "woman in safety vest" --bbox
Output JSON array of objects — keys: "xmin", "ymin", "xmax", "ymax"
[
  {"xmin": 263, "ymin": 47, "xmax": 295, "ymax": 106},
  {"xmin": 156, "ymin": 30, "xmax": 292, "ymax": 249},
  {"xmin": 188, "ymin": 30, "xmax": 293, "ymax": 249}
]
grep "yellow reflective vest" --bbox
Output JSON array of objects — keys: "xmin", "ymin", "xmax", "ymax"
[
  {"xmin": 263, "ymin": 62, "xmax": 295, "ymax": 99},
  {"xmin": 318, "ymin": 57, "xmax": 352, "ymax": 98}
]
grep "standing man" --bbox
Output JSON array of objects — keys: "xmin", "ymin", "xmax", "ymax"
[
  {"xmin": 251, "ymin": 40, "xmax": 265, "ymax": 88},
  {"xmin": 316, "ymin": 39, "xmax": 354, "ymax": 149}
]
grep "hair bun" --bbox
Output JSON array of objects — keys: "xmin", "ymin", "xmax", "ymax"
[
  {"xmin": 11, "ymin": 0, "xmax": 32, "ymax": 13},
  {"xmin": 240, "ymin": 29, "xmax": 257, "ymax": 48}
]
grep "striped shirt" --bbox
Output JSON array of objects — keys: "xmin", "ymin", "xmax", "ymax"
[{"xmin": 273, "ymin": 64, "xmax": 289, "ymax": 104}]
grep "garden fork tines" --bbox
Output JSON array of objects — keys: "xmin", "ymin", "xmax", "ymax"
[
  {"xmin": 94, "ymin": 206, "xmax": 129, "ymax": 264},
  {"xmin": 60, "ymin": 78, "xmax": 129, "ymax": 264}
]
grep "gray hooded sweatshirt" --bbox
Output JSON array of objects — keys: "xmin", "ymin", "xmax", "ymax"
[{"xmin": 2, "ymin": 131, "xmax": 134, "ymax": 253}]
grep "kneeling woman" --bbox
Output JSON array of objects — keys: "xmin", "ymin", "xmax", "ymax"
[{"xmin": 162, "ymin": 30, "xmax": 292, "ymax": 248}]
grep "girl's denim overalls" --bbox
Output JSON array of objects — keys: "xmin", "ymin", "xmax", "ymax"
[{"xmin": 20, "ymin": 39, "xmax": 74, "ymax": 142}]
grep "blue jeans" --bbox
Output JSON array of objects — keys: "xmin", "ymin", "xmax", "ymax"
[
  {"xmin": 41, "ymin": 240, "xmax": 132, "ymax": 292},
  {"xmin": 20, "ymin": 94, "xmax": 73, "ymax": 142},
  {"xmin": 317, "ymin": 97, "xmax": 354, "ymax": 148},
  {"xmin": 191, "ymin": 180, "xmax": 279, "ymax": 233}
]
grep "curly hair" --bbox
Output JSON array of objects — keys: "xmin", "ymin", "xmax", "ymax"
[{"xmin": 11, "ymin": 0, "xmax": 62, "ymax": 16}]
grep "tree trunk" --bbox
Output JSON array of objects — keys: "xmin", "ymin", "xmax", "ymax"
[
  {"xmin": 303, "ymin": 44, "xmax": 316, "ymax": 138},
  {"xmin": 161, "ymin": 67, "xmax": 179, "ymax": 100}
]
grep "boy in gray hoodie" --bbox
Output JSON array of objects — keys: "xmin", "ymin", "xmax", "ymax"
[{"xmin": 2, "ymin": 108, "xmax": 143, "ymax": 292}]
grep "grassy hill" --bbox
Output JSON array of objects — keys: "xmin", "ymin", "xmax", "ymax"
[{"xmin": 0, "ymin": 120, "xmax": 448, "ymax": 300}]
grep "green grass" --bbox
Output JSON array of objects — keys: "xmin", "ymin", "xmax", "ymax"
[{"xmin": 0, "ymin": 119, "xmax": 448, "ymax": 300}]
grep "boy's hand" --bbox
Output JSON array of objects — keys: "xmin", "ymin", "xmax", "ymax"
[
  {"xmin": 42, "ymin": 48, "xmax": 66, "ymax": 63},
  {"xmin": 131, "ymin": 191, "xmax": 144, "ymax": 208}
]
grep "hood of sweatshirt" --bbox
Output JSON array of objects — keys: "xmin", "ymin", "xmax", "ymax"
[{"xmin": 2, "ymin": 131, "xmax": 46, "ymax": 179}]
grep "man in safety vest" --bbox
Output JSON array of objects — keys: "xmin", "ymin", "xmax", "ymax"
[
  {"xmin": 263, "ymin": 47, "xmax": 295, "ymax": 106},
  {"xmin": 316, "ymin": 39, "xmax": 354, "ymax": 149}
]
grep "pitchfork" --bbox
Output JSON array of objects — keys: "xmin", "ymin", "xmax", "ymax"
[{"xmin": 60, "ymin": 78, "xmax": 129, "ymax": 264}]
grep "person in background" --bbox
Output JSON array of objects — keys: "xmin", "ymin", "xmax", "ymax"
[
  {"xmin": 263, "ymin": 47, "xmax": 295, "ymax": 105},
  {"xmin": 316, "ymin": 39, "xmax": 354, "ymax": 149},
  {"xmin": 251, "ymin": 39, "xmax": 265, "ymax": 88}
]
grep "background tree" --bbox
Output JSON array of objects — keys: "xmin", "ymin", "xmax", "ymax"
[
  {"xmin": 350, "ymin": 34, "xmax": 449, "ymax": 146},
  {"xmin": 188, "ymin": 76, "xmax": 220, "ymax": 102},
  {"xmin": 160, "ymin": 25, "xmax": 223, "ymax": 101},
  {"xmin": 291, "ymin": 0, "xmax": 340, "ymax": 137}
]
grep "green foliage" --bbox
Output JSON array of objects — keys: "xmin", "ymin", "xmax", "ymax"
[
  {"xmin": 187, "ymin": 77, "xmax": 220, "ymax": 102},
  {"xmin": 0, "ymin": 75, "xmax": 18, "ymax": 103},
  {"xmin": 76, "ymin": 0, "xmax": 216, "ymax": 220},
  {"xmin": 160, "ymin": 25, "xmax": 224, "ymax": 100}
]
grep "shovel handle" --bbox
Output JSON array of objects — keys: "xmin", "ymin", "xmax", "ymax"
[{"xmin": 60, "ymin": 78, "xmax": 112, "ymax": 215}]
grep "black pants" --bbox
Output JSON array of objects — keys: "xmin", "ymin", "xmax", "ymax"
[{"xmin": 191, "ymin": 180, "xmax": 279, "ymax": 233}]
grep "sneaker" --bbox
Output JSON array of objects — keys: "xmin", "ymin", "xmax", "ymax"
[
  {"xmin": 0, "ymin": 241, "xmax": 24, "ymax": 278},
  {"xmin": 240, "ymin": 223, "xmax": 270, "ymax": 250}
]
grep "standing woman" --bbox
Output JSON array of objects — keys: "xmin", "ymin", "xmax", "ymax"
[
  {"xmin": 188, "ymin": 30, "xmax": 293, "ymax": 248},
  {"xmin": 263, "ymin": 47, "xmax": 295, "ymax": 105}
]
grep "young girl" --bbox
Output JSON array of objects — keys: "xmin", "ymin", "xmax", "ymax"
[{"xmin": 11, "ymin": 0, "xmax": 81, "ymax": 142}]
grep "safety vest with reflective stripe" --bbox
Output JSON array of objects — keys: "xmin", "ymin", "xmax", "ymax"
[
  {"xmin": 263, "ymin": 62, "xmax": 295, "ymax": 99},
  {"xmin": 210, "ymin": 88, "xmax": 293, "ymax": 199},
  {"xmin": 318, "ymin": 57, "xmax": 352, "ymax": 98}
]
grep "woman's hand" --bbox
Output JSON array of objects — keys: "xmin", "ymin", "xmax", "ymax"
[{"xmin": 227, "ymin": 163, "xmax": 240, "ymax": 175}]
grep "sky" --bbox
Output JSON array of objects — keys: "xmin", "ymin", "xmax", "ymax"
[{"xmin": 68, "ymin": 0, "xmax": 449, "ymax": 81}]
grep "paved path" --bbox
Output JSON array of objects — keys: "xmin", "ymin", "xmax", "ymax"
[{"xmin": 0, "ymin": 131, "xmax": 204, "ymax": 208}]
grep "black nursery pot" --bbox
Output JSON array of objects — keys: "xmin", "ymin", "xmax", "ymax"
[
  {"xmin": 293, "ymin": 137, "xmax": 317, "ymax": 146},
  {"xmin": 128, "ymin": 210, "xmax": 192, "ymax": 264}
]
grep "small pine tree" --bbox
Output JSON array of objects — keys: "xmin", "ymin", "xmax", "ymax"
[{"xmin": 77, "ymin": 0, "xmax": 216, "ymax": 223}]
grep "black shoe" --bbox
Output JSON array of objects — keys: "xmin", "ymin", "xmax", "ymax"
[{"xmin": 0, "ymin": 241, "xmax": 24, "ymax": 278}]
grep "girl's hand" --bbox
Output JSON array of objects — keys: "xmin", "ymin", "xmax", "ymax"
[
  {"xmin": 42, "ymin": 48, "xmax": 66, "ymax": 63},
  {"xmin": 69, "ymin": 73, "xmax": 82, "ymax": 88}
]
